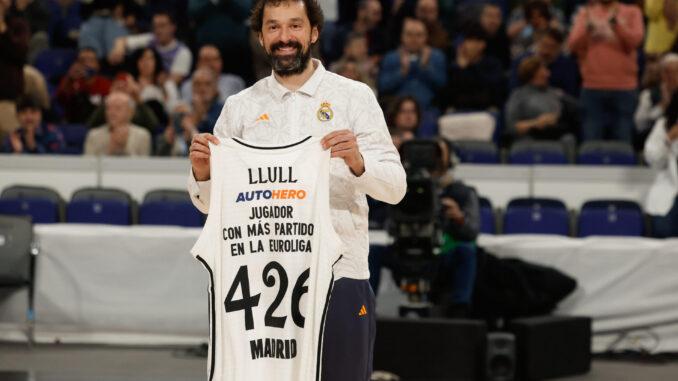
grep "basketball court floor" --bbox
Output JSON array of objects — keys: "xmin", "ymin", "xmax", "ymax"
[{"xmin": 2, "ymin": 342, "xmax": 678, "ymax": 381}]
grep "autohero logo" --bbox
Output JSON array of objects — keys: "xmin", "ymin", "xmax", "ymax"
[{"xmin": 236, "ymin": 166, "xmax": 308, "ymax": 203}]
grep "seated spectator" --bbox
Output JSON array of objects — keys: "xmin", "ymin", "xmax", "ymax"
[
  {"xmin": 332, "ymin": 57, "xmax": 376, "ymax": 93},
  {"xmin": 504, "ymin": 56, "xmax": 577, "ymax": 143},
  {"xmin": 55, "ymin": 47, "xmax": 111, "ymax": 124},
  {"xmin": 644, "ymin": 90, "xmax": 678, "ymax": 238},
  {"xmin": 508, "ymin": 1, "xmax": 556, "ymax": 59},
  {"xmin": 635, "ymin": 53, "xmax": 678, "ymax": 148},
  {"xmin": 180, "ymin": 45, "xmax": 245, "ymax": 105},
  {"xmin": 387, "ymin": 95, "xmax": 421, "ymax": 149},
  {"xmin": 415, "ymin": 0, "xmax": 447, "ymax": 52},
  {"xmin": 508, "ymin": 0, "xmax": 565, "ymax": 38},
  {"xmin": 644, "ymin": 0, "xmax": 678, "ymax": 54},
  {"xmin": 128, "ymin": 47, "xmax": 179, "ymax": 117},
  {"xmin": 324, "ymin": 0, "xmax": 388, "ymax": 66},
  {"xmin": 369, "ymin": 138, "xmax": 479, "ymax": 318},
  {"xmin": 23, "ymin": 65, "xmax": 51, "ymax": 111},
  {"xmin": 509, "ymin": 27, "xmax": 579, "ymax": 96},
  {"xmin": 77, "ymin": 0, "xmax": 129, "ymax": 59},
  {"xmin": 108, "ymin": 11, "xmax": 192, "ymax": 84},
  {"xmin": 84, "ymin": 91, "xmax": 151, "ymax": 156},
  {"xmin": 378, "ymin": 17, "xmax": 446, "ymax": 111},
  {"xmin": 441, "ymin": 24, "xmax": 505, "ymax": 112},
  {"xmin": 568, "ymin": 0, "xmax": 644, "ymax": 143},
  {"xmin": 479, "ymin": 2, "xmax": 511, "ymax": 70},
  {"xmin": 1, "ymin": 94, "xmax": 64, "ymax": 154},
  {"xmin": 86, "ymin": 72, "xmax": 160, "ymax": 134},
  {"xmin": 0, "ymin": 1, "xmax": 29, "ymax": 141},
  {"xmin": 156, "ymin": 68, "xmax": 223, "ymax": 156}
]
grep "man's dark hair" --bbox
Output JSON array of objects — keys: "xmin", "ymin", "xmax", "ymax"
[
  {"xmin": 250, "ymin": 0, "xmax": 324, "ymax": 35},
  {"xmin": 16, "ymin": 94, "xmax": 43, "ymax": 113},
  {"xmin": 524, "ymin": 1, "xmax": 551, "ymax": 21},
  {"xmin": 536, "ymin": 27, "xmax": 564, "ymax": 44},
  {"xmin": 462, "ymin": 23, "xmax": 489, "ymax": 42}
]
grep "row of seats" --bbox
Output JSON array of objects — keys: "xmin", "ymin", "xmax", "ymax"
[
  {"xmin": 478, "ymin": 197, "xmax": 647, "ymax": 237},
  {"xmin": 0, "ymin": 185, "xmax": 203, "ymax": 227},
  {"xmin": 455, "ymin": 140, "xmax": 640, "ymax": 166},
  {"xmin": 1, "ymin": 185, "xmax": 648, "ymax": 237}
]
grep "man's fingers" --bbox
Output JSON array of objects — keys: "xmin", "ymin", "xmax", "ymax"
[
  {"xmin": 207, "ymin": 135, "xmax": 220, "ymax": 145},
  {"xmin": 322, "ymin": 132, "xmax": 356, "ymax": 150},
  {"xmin": 321, "ymin": 130, "xmax": 352, "ymax": 148},
  {"xmin": 330, "ymin": 142, "xmax": 357, "ymax": 153},
  {"xmin": 190, "ymin": 143, "xmax": 211, "ymax": 155},
  {"xmin": 190, "ymin": 151, "xmax": 210, "ymax": 160}
]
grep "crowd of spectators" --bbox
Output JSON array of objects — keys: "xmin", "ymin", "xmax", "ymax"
[{"xmin": 0, "ymin": 0, "xmax": 675, "ymax": 161}]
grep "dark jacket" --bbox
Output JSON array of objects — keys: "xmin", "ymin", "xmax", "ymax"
[
  {"xmin": 440, "ymin": 180, "xmax": 480, "ymax": 242},
  {"xmin": 0, "ymin": 14, "xmax": 29, "ymax": 100}
]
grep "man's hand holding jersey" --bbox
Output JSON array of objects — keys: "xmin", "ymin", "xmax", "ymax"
[
  {"xmin": 190, "ymin": 129, "xmax": 364, "ymax": 181},
  {"xmin": 321, "ymin": 129, "xmax": 365, "ymax": 177},
  {"xmin": 190, "ymin": 133, "xmax": 220, "ymax": 181}
]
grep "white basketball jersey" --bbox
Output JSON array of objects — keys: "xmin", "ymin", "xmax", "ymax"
[{"xmin": 191, "ymin": 136, "xmax": 344, "ymax": 381}]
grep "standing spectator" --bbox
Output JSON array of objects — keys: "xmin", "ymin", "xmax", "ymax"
[
  {"xmin": 180, "ymin": 45, "xmax": 246, "ymax": 105},
  {"xmin": 109, "ymin": 11, "xmax": 192, "ymax": 84},
  {"xmin": 568, "ymin": 0, "xmax": 644, "ymax": 143},
  {"xmin": 387, "ymin": 94, "xmax": 421, "ymax": 148},
  {"xmin": 157, "ymin": 68, "xmax": 224, "ymax": 156},
  {"xmin": 644, "ymin": 0, "xmax": 678, "ymax": 54},
  {"xmin": 378, "ymin": 17, "xmax": 446, "ymax": 111},
  {"xmin": 480, "ymin": 2, "xmax": 511, "ymax": 70},
  {"xmin": 635, "ymin": 53, "xmax": 678, "ymax": 146},
  {"xmin": 188, "ymin": 0, "xmax": 252, "ymax": 80},
  {"xmin": 1, "ymin": 94, "xmax": 64, "ymax": 154},
  {"xmin": 441, "ymin": 24, "xmax": 505, "ymax": 111},
  {"xmin": 0, "ymin": 0, "xmax": 29, "ymax": 141},
  {"xmin": 55, "ymin": 47, "xmax": 112, "ymax": 124},
  {"xmin": 644, "ymin": 90, "xmax": 678, "ymax": 238},
  {"xmin": 77, "ymin": 0, "xmax": 129, "ymax": 60},
  {"xmin": 84, "ymin": 91, "xmax": 151, "ymax": 156},
  {"xmin": 415, "ymin": 0, "xmax": 447, "ymax": 52},
  {"xmin": 509, "ymin": 27, "xmax": 579, "ymax": 96},
  {"xmin": 505, "ymin": 56, "xmax": 577, "ymax": 143}
]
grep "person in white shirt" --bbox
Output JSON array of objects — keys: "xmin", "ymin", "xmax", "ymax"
[
  {"xmin": 180, "ymin": 45, "xmax": 246, "ymax": 105},
  {"xmin": 187, "ymin": 1, "xmax": 406, "ymax": 380},
  {"xmin": 108, "ymin": 12, "xmax": 192, "ymax": 84},
  {"xmin": 644, "ymin": 90, "xmax": 678, "ymax": 238}
]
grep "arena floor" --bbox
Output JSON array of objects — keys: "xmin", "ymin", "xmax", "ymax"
[{"xmin": 1, "ymin": 343, "xmax": 678, "ymax": 381}]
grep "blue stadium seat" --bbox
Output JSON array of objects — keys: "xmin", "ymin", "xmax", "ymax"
[
  {"xmin": 66, "ymin": 200, "xmax": 131, "ymax": 225},
  {"xmin": 504, "ymin": 198, "xmax": 570, "ymax": 236},
  {"xmin": 59, "ymin": 124, "xmax": 89, "ymax": 155},
  {"xmin": 478, "ymin": 197, "xmax": 495, "ymax": 234},
  {"xmin": 33, "ymin": 48, "xmax": 77, "ymax": 82},
  {"xmin": 509, "ymin": 141, "xmax": 569, "ymax": 165},
  {"xmin": 577, "ymin": 141, "xmax": 636, "ymax": 166},
  {"xmin": 139, "ymin": 200, "xmax": 203, "ymax": 227},
  {"xmin": 578, "ymin": 200, "xmax": 644, "ymax": 237},
  {"xmin": 454, "ymin": 141, "xmax": 499, "ymax": 164},
  {"xmin": 0, "ymin": 199, "xmax": 59, "ymax": 223}
]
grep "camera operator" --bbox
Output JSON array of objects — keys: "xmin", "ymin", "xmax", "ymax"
[{"xmin": 369, "ymin": 137, "xmax": 480, "ymax": 318}]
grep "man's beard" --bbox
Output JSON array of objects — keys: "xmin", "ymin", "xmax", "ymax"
[{"xmin": 267, "ymin": 40, "xmax": 312, "ymax": 77}]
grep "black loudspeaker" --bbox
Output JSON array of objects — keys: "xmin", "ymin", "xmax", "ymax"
[
  {"xmin": 508, "ymin": 316, "xmax": 592, "ymax": 380},
  {"xmin": 485, "ymin": 332, "xmax": 515, "ymax": 381},
  {"xmin": 373, "ymin": 318, "xmax": 487, "ymax": 381}
]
